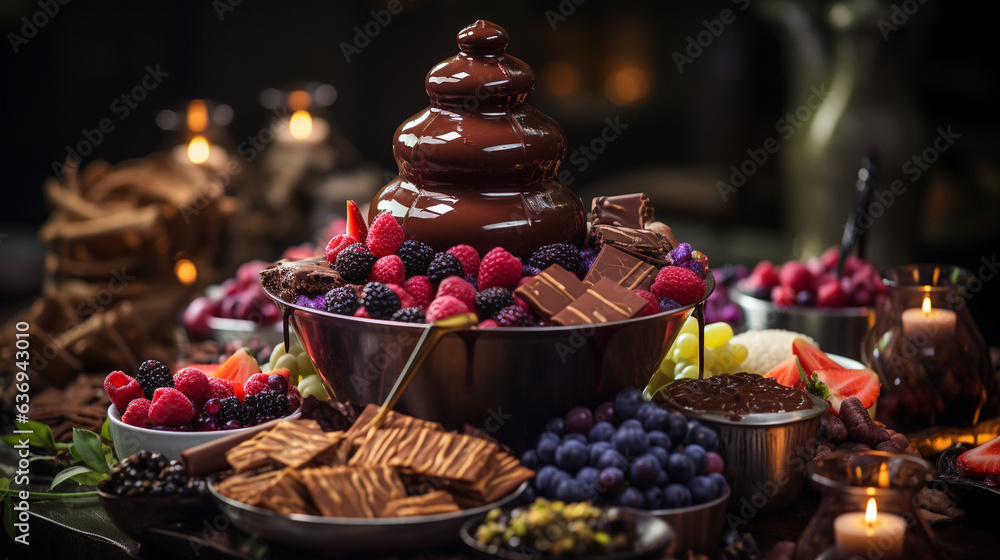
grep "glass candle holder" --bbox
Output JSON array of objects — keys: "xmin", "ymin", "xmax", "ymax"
[
  {"xmin": 797, "ymin": 451, "xmax": 939, "ymax": 560},
  {"xmin": 861, "ymin": 264, "xmax": 990, "ymax": 433}
]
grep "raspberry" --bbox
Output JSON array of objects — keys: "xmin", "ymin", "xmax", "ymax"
[
  {"xmin": 173, "ymin": 367, "xmax": 209, "ymax": 403},
  {"xmin": 215, "ymin": 396, "xmax": 249, "ymax": 427},
  {"xmin": 148, "ymin": 387, "xmax": 196, "ymax": 426},
  {"xmin": 287, "ymin": 386, "xmax": 302, "ymax": 411},
  {"xmin": 335, "ymin": 243, "xmax": 376, "ymax": 284},
  {"xmin": 446, "ymin": 244, "xmax": 481, "ymax": 276},
  {"xmin": 495, "ymin": 304, "xmax": 534, "ymax": 327},
  {"xmin": 475, "ymin": 287, "xmax": 514, "ymax": 319},
  {"xmin": 771, "ymin": 285, "xmax": 796, "ymax": 307},
  {"xmin": 392, "ymin": 307, "xmax": 426, "ymax": 323},
  {"xmin": 354, "ymin": 307, "xmax": 370, "ymax": 318},
  {"xmin": 404, "ymin": 276, "xmax": 433, "ymax": 308},
  {"xmin": 779, "ymin": 261, "xmax": 813, "ymax": 293},
  {"xmin": 136, "ymin": 359, "xmax": 175, "ymax": 400},
  {"xmin": 386, "ymin": 283, "xmax": 415, "ymax": 308},
  {"xmin": 243, "ymin": 372, "xmax": 271, "ymax": 397},
  {"xmin": 820, "ymin": 247, "xmax": 840, "ymax": 271},
  {"xmin": 651, "ymin": 266, "xmax": 705, "ymax": 306},
  {"xmin": 426, "ymin": 252, "xmax": 463, "ymax": 283},
  {"xmin": 478, "ymin": 319, "xmax": 499, "ymax": 328},
  {"xmin": 528, "ymin": 243, "xmax": 581, "ymax": 274},
  {"xmin": 325, "ymin": 286, "xmax": 360, "ymax": 315},
  {"xmin": 205, "ymin": 377, "xmax": 235, "ymax": 402},
  {"xmin": 513, "ymin": 295, "xmax": 531, "ymax": 313},
  {"xmin": 516, "ymin": 276, "xmax": 533, "ymax": 289},
  {"xmin": 397, "ymin": 240, "xmax": 435, "ymax": 278},
  {"xmin": 633, "ymin": 289, "xmax": 659, "ymax": 317},
  {"xmin": 816, "ymin": 280, "xmax": 845, "ymax": 307},
  {"xmin": 104, "ymin": 370, "xmax": 144, "ymax": 413},
  {"xmin": 369, "ymin": 255, "xmax": 405, "ymax": 285},
  {"xmin": 121, "ymin": 398, "xmax": 153, "ymax": 428},
  {"xmin": 324, "ymin": 234, "xmax": 358, "ymax": 264},
  {"xmin": 361, "ymin": 282, "xmax": 401, "ymax": 319},
  {"xmin": 366, "ymin": 212, "xmax": 405, "ymax": 258},
  {"xmin": 478, "ymin": 247, "xmax": 522, "ymax": 290},
  {"xmin": 426, "ymin": 295, "xmax": 471, "ymax": 322},
  {"xmin": 437, "ymin": 276, "xmax": 476, "ymax": 310},
  {"xmin": 245, "ymin": 389, "xmax": 291, "ymax": 424},
  {"xmin": 748, "ymin": 261, "xmax": 780, "ymax": 290}
]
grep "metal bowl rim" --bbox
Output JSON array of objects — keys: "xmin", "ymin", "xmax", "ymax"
[
  {"xmin": 639, "ymin": 483, "xmax": 730, "ymax": 516},
  {"xmin": 730, "ymin": 286, "xmax": 874, "ymax": 317},
  {"xmin": 108, "ymin": 404, "xmax": 301, "ymax": 437}
]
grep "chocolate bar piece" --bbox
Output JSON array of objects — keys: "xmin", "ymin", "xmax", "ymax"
[
  {"xmin": 449, "ymin": 451, "xmax": 535, "ymax": 505},
  {"xmin": 214, "ymin": 469, "xmax": 284, "ymax": 507},
  {"xmin": 514, "ymin": 264, "xmax": 589, "ymax": 318},
  {"xmin": 584, "ymin": 245, "xmax": 657, "ymax": 291},
  {"xmin": 257, "ymin": 470, "xmax": 318, "ymax": 516},
  {"xmin": 298, "ymin": 465, "xmax": 406, "ymax": 518},
  {"xmin": 591, "ymin": 193, "xmax": 653, "ymax": 229},
  {"xmin": 647, "ymin": 221, "xmax": 680, "ymax": 249},
  {"xmin": 380, "ymin": 490, "xmax": 460, "ymax": 517},
  {"xmin": 350, "ymin": 427, "xmax": 499, "ymax": 483},
  {"xmin": 589, "ymin": 224, "xmax": 672, "ymax": 258},
  {"xmin": 225, "ymin": 431, "xmax": 274, "ymax": 473},
  {"xmin": 552, "ymin": 277, "xmax": 649, "ymax": 326},
  {"xmin": 259, "ymin": 257, "xmax": 345, "ymax": 301}
]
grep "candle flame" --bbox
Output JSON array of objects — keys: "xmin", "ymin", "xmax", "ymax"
[
  {"xmin": 289, "ymin": 110, "xmax": 313, "ymax": 140},
  {"xmin": 865, "ymin": 497, "xmax": 878, "ymax": 526},
  {"xmin": 922, "ymin": 295, "xmax": 932, "ymax": 315},
  {"xmin": 175, "ymin": 258, "xmax": 197, "ymax": 285},
  {"xmin": 187, "ymin": 99, "xmax": 208, "ymax": 132},
  {"xmin": 187, "ymin": 135, "xmax": 210, "ymax": 164}
]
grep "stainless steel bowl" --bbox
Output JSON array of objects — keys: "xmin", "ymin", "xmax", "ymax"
[
  {"xmin": 644, "ymin": 486, "xmax": 730, "ymax": 554},
  {"xmin": 265, "ymin": 276, "xmax": 714, "ymax": 452},
  {"xmin": 662, "ymin": 391, "xmax": 828, "ymax": 512},
  {"xmin": 731, "ymin": 287, "xmax": 875, "ymax": 361}
]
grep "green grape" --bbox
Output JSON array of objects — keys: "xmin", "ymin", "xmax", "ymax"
[
  {"xmin": 679, "ymin": 316, "xmax": 698, "ymax": 336},
  {"xmin": 298, "ymin": 374, "xmax": 329, "ymax": 400},
  {"xmin": 674, "ymin": 359, "xmax": 693, "ymax": 377},
  {"xmin": 296, "ymin": 352, "xmax": 316, "ymax": 379},
  {"xmin": 715, "ymin": 346, "xmax": 735, "ymax": 370},
  {"xmin": 704, "ymin": 322, "xmax": 734, "ymax": 348},
  {"xmin": 274, "ymin": 353, "xmax": 300, "ymax": 377},
  {"xmin": 288, "ymin": 344, "xmax": 304, "ymax": 356},
  {"xmin": 675, "ymin": 334, "xmax": 698, "ymax": 360},
  {"xmin": 731, "ymin": 342, "xmax": 748, "ymax": 364},
  {"xmin": 268, "ymin": 342, "xmax": 288, "ymax": 370},
  {"xmin": 701, "ymin": 346, "xmax": 715, "ymax": 370},
  {"xmin": 643, "ymin": 368, "xmax": 672, "ymax": 400},
  {"xmin": 674, "ymin": 364, "xmax": 699, "ymax": 380}
]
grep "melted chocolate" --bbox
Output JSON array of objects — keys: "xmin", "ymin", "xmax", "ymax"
[
  {"xmin": 662, "ymin": 372, "xmax": 815, "ymax": 416},
  {"xmin": 369, "ymin": 20, "xmax": 586, "ymax": 257}
]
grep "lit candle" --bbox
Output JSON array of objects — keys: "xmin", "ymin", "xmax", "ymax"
[
  {"xmin": 901, "ymin": 295, "xmax": 956, "ymax": 346},
  {"xmin": 834, "ymin": 497, "xmax": 905, "ymax": 560},
  {"xmin": 171, "ymin": 135, "xmax": 229, "ymax": 170},
  {"xmin": 274, "ymin": 110, "xmax": 330, "ymax": 144}
]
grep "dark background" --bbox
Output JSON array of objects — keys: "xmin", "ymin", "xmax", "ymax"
[{"xmin": 1, "ymin": 0, "xmax": 998, "ymax": 343}]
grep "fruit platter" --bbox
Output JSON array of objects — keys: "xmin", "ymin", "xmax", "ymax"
[{"xmin": 4, "ymin": 11, "xmax": 1000, "ymax": 560}]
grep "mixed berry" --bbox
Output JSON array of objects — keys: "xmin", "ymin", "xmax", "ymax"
[
  {"xmin": 99, "ymin": 450, "xmax": 206, "ymax": 497},
  {"xmin": 739, "ymin": 247, "xmax": 887, "ymax": 308}
]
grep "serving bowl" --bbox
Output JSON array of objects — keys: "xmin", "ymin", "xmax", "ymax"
[
  {"xmin": 642, "ymin": 486, "xmax": 730, "ymax": 554},
  {"xmin": 108, "ymin": 404, "xmax": 300, "ymax": 461},
  {"xmin": 265, "ymin": 275, "xmax": 714, "ymax": 452}
]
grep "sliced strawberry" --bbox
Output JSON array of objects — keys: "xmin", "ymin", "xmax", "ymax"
[
  {"xmin": 792, "ymin": 337, "xmax": 841, "ymax": 375},
  {"xmin": 211, "ymin": 347, "xmax": 261, "ymax": 388},
  {"xmin": 764, "ymin": 356, "xmax": 805, "ymax": 389},
  {"xmin": 956, "ymin": 435, "xmax": 1000, "ymax": 479},
  {"xmin": 812, "ymin": 367, "xmax": 881, "ymax": 416},
  {"xmin": 186, "ymin": 363, "xmax": 221, "ymax": 376},
  {"xmin": 346, "ymin": 200, "xmax": 368, "ymax": 244}
]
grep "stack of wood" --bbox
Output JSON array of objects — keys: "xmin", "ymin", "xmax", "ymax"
[{"xmin": 0, "ymin": 155, "xmax": 236, "ymax": 395}]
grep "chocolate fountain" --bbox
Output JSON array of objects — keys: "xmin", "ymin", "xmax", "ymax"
[{"xmin": 369, "ymin": 20, "xmax": 586, "ymax": 257}]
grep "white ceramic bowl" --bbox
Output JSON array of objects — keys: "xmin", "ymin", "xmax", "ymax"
[{"xmin": 107, "ymin": 404, "xmax": 300, "ymax": 461}]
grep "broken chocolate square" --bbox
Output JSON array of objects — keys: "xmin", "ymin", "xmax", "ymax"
[
  {"xmin": 551, "ymin": 277, "xmax": 649, "ymax": 326},
  {"xmin": 584, "ymin": 245, "xmax": 657, "ymax": 291},
  {"xmin": 513, "ymin": 264, "xmax": 589, "ymax": 319}
]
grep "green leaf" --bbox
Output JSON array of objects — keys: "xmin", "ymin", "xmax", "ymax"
[
  {"xmin": 51, "ymin": 465, "xmax": 97, "ymax": 490},
  {"xmin": 3, "ymin": 492, "xmax": 13, "ymax": 541},
  {"xmin": 70, "ymin": 444, "xmax": 84, "ymax": 464},
  {"xmin": 1, "ymin": 420, "xmax": 57, "ymax": 453},
  {"xmin": 795, "ymin": 356, "xmax": 830, "ymax": 400},
  {"xmin": 0, "ymin": 477, "xmax": 10, "ymax": 499},
  {"xmin": 68, "ymin": 470, "xmax": 106, "ymax": 487},
  {"xmin": 101, "ymin": 418, "xmax": 113, "ymax": 442},
  {"xmin": 71, "ymin": 429, "xmax": 111, "ymax": 474}
]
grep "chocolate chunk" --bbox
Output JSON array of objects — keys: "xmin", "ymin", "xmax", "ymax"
[
  {"xmin": 584, "ymin": 245, "xmax": 657, "ymax": 291},
  {"xmin": 591, "ymin": 193, "xmax": 653, "ymax": 229},
  {"xmin": 257, "ymin": 470, "xmax": 318, "ymax": 516},
  {"xmin": 551, "ymin": 277, "xmax": 649, "ymax": 326},
  {"xmin": 349, "ymin": 427, "xmax": 500, "ymax": 483},
  {"xmin": 215, "ymin": 470, "xmax": 284, "ymax": 507},
  {"xmin": 259, "ymin": 257, "xmax": 345, "ymax": 302},
  {"xmin": 513, "ymin": 264, "xmax": 589, "ymax": 318},
  {"xmin": 589, "ymin": 224, "xmax": 671, "ymax": 259},
  {"xmin": 647, "ymin": 221, "xmax": 680, "ymax": 249},
  {"xmin": 299, "ymin": 465, "xmax": 407, "ymax": 518},
  {"xmin": 380, "ymin": 490, "xmax": 460, "ymax": 517}
]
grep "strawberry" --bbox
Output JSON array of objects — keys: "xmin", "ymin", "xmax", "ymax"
[
  {"xmin": 366, "ymin": 212, "xmax": 405, "ymax": 258},
  {"xmin": 816, "ymin": 277, "xmax": 845, "ymax": 307},
  {"xmin": 426, "ymin": 295, "xmax": 471, "ymax": 322},
  {"xmin": 446, "ymin": 244, "xmax": 481, "ymax": 277},
  {"xmin": 346, "ymin": 200, "xmax": 368, "ymax": 243},
  {"xmin": 325, "ymin": 233, "xmax": 358, "ymax": 264},
  {"xmin": 403, "ymin": 276, "xmax": 433, "ymax": 309},
  {"xmin": 792, "ymin": 337, "xmax": 841, "ymax": 374},
  {"xmin": 148, "ymin": 387, "xmax": 196, "ymax": 425},
  {"xmin": 121, "ymin": 398, "xmax": 154, "ymax": 428},
  {"xmin": 477, "ymin": 247, "xmax": 522, "ymax": 290},
  {"xmin": 104, "ymin": 370, "xmax": 144, "ymax": 413},
  {"xmin": 812, "ymin": 367, "xmax": 880, "ymax": 415},
  {"xmin": 369, "ymin": 254, "xmax": 405, "ymax": 285},
  {"xmin": 764, "ymin": 356, "xmax": 804, "ymax": 389},
  {"xmin": 173, "ymin": 367, "xmax": 210, "ymax": 403},
  {"xmin": 748, "ymin": 261, "xmax": 780, "ymax": 290},
  {"xmin": 771, "ymin": 285, "xmax": 795, "ymax": 307},
  {"xmin": 436, "ymin": 276, "xmax": 476, "ymax": 310},
  {"xmin": 633, "ymin": 289, "xmax": 659, "ymax": 317},
  {"xmin": 779, "ymin": 261, "xmax": 813, "ymax": 292},
  {"xmin": 956, "ymin": 435, "xmax": 1000, "ymax": 479},
  {"xmin": 212, "ymin": 347, "xmax": 261, "ymax": 388},
  {"xmin": 651, "ymin": 266, "xmax": 705, "ymax": 306}
]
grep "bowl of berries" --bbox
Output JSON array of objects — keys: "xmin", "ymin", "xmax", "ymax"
[
  {"xmin": 732, "ymin": 248, "xmax": 883, "ymax": 361},
  {"xmin": 104, "ymin": 352, "xmax": 302, "ymax": 461}
]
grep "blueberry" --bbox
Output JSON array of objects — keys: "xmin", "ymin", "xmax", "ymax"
[
  {"xmin": 691, "ymin": 425, "xmax": 720, "ymax": 452},
  {"xmin": 665, "ymin": 413, "xmax": 689, "ymax": 447},
  {"xmin": 683, "ymin": 443, "xmax": 708, "ymax": 473},
  {"xmin": 656, "ymin": 470, "xmax": 670, "ymax": 487},
  {"xmin": 565, "ymin": 406, "xmax": 594, "ymax": 434},
  {"xmin": 267, "ymin": 374, "xmax": 288, "ymax": 395},
  {"xmin": 537, "ymin": 434, "xmax": 559, "ymax": 465},
  {"xmin": 555, "ymin": 440, "xmax": 588, "ymax": 472},
  {"xmin": 643, "ymin": 407, "xmax": 671, "ymax": 433},
  {"xmin": 597, "ymin": 467, "xmax": 626, "ymax": 494},
  {"xmin": 596, "ymin": 449, "xmax": 628, "ymax": 470},
  {"xmin": 648, "ymin": 430, "xmax": 672, "ymax": 450},
  {"xmin": 588, "ymin": 441, "xmax": 613, "ymax": 466},
  {"xmin": 707, "ymin": 472, "xmax": 728, "ymax": 496},
  {"xmin": 594, "ymin": 401, "xmax": 615, "ymax": 423},
  {"xmin": 635, "ymin": 402, "xmax": 660, "ymax": 425},
  {"xmin": 629, "ymin": 454, "xmax": 662, "ymax": 489},
  {"xmin": 616, "ymin": 486, "xmax": 645, "ymax": 509},
  {"xmin": 576, "ymin": 466, "xmax": 599, "ymax": 486},
  {"xmin": 545, "ymin": 470, "xmax": 573, "ymax": 498},
  {"xmin": 555, "ymin": 478, "xmax": 587, "ymax": 502},
  {"xmin": 535, "ymin": 465, "xmax": 561, "ymax": 496},
  {"xmin": 619, "ymin": 418, "xmax": 643, "ymax": 431},
  {"xmin": 614, "ymin": 426, "xmax": 650, "ymax": 456},
  {"xmin": 546, "ymin": 417, "xmax": 566, "ymax": 436},
  {"xmin": 588, "ymin": 421, "xmax": 615, "ymax": 442},
  {"xmin": 562, "ymin": 433, "xmax": 587, "ymax": 445},
  {"xmin": 614, "ymin": 388, "xmax": 644, "ymax": 420},
  {"xmin": 666, "ymin": 453, "xmax": 696, "ymax": 484},
  {"xmin": 643, "ymin": 486, "xmax": 665, "ymax": 510},
  {"xmin": 688, "ymin": 475, "xmax": 717, "ymax": 504},
  {"xmin": 664, "ymin": 483, "xmax": 692, "ymax": 508},
  {"xmin": 684, "ymin": 420, "xmax": 702, "ymax": 445},
  {"xmin": 648, "ymin": 446, "xmax": 670, "ymax": 469},
  {"xmin": 706, "ymin": 451, "xmax": 725, "ymax": 474},
  {"xmin": 520, "ymin": 449, "xmax": 538, "ymax": 470}
]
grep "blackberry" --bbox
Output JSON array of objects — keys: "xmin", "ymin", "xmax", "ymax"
[
  {"xmin": 99, "ymin": 451, "xmax": 205, "ymax": 497},
  {"xmin": 136, "ymin": 359, "xmax": 174, "ymax": 399},
  {"xmin": 426, "ymin": 252, "xmax": 463, "ymax": 283},
  {"xmin": 215, "ymin": 396, "xmax": 250, "ymax": 427},
  {"xmin": 325, "ymin": 286, "xmax": 360, "ymax": 315},
  {"xmin": 391, "ymin": 307, "xmax": 426, "ymax": 323},
  {"xmin": 579, "ymin": 248, "xmax": 599, "ymax": 277},
  {"xmin": 361, "ymin": 282, "xmax": 401, "ymax": 319},
  {"xmin": 521, "ymin": 265, "xmax": 541, "ymax": 278},
  {"xmin": 335, "ymin": 243, "xmax": 376, "ymax": 283},
  {"xmin": 397, "ymin": 240, "xmax": 435, "ymax": 278},
  {"xmin": 476, "ymin": 287, "xmax": 514, "ymax": 319},
  {"xmin": 496, "ymin": 305, "xmax": 535, "ymax": 327},
  {"xmin": 528, "ymin": 243, "xmax": 582, "ymax": 274},
  {"xmin": 245, "ymin": 389, "xmax": 291, "ymax": 424}
]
